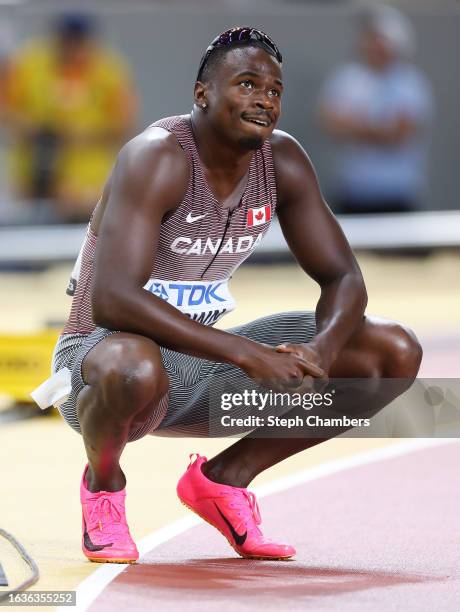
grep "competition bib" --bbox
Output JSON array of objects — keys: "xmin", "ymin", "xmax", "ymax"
[{"xmin": 143, "ymin": 278, "xmax": 236, "ymax": 326}]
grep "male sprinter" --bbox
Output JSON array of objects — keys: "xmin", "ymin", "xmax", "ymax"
[{"xmin": 47, "ymin": 27, "xmax": 422, "ymax": 563}]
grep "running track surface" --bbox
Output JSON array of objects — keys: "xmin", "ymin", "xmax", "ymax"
[{"xmin": 88, "ymin": 441, "xmax": 460, "ymax": 611}]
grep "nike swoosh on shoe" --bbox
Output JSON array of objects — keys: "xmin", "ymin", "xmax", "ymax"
[
  {"xmin": 83, "ymin": 519, "xmax": 114, "ymax": 552},
  {"xmin": 214, "ymin": 502, "xmax": 247, "ymax": 546}
]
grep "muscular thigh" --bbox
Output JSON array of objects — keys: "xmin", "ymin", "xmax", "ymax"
[
  {"xmin": 329, "ymin": 315, "xmax": 401, "ymax": 378},
  {"xmin": 54, "ymin": 328, "xmax": 169, "ymax": 442},
  {"xmin": 81, "ymin": 331, "xmax": 166, "ymax": 387},
  {"xmin": 78, "ymin": 330, "xmax": 170, "ymax": 441}
]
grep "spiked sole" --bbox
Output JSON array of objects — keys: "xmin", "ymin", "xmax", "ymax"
[
  {"xmin": 179, "ymin": 498, "xmax": 294, "ymax": 561},
  {"xmin": 86, "ymin": 556, "xmax": 138, "ymax": 564}
]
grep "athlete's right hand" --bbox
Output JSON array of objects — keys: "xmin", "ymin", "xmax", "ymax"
[{"xmin": 237, "ymin": 341, "xmax": 326, "ymax": 392}]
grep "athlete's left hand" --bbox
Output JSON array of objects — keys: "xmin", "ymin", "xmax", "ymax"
[{"xmin": 275, "ymin": 342, "xmax": 329, "ymax": 393}]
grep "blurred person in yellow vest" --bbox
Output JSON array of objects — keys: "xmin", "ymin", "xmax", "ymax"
[{"xmin": 7, "ymin": 14, "xmax": 138, "ymax": 223}]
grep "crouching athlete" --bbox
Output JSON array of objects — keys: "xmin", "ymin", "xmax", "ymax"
[{"xmin": 40, "ymin": 27, "xmax": 422, "ymax": 563}]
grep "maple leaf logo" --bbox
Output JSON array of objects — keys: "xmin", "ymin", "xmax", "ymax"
[{"xmin": 255, "ymin": 211, "xmax": 264, "ymax": 221}]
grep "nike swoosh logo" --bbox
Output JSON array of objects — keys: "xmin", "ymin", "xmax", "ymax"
[
  {"xmin": 186, "ymin": 212, "xmax": 208, "ymax": 223},
  {"xmin": 214, "ymin": 502, "xmax": 247, "ymax": 546},
  {"xmin": 83, "ymin": 518, "xmax": 114, "ymax": 552}
]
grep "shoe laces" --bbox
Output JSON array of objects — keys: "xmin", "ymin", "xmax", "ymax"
[
  {"xmin": 224, "ymin": 489, "xmax": 262, "ymax": 535},
  {"xmin": 87, "ymin": 495, "xmax": 127, "ymax": 537}
]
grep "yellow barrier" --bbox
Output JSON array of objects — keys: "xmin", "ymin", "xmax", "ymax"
[{"xmin": 0, "ymin": 330, "xmax": 60, "ymax": 403}]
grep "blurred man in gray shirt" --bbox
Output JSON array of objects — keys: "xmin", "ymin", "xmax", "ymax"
[{"xmin": 318, "ymin": 6, "xmax": 433, "ymax": 215}]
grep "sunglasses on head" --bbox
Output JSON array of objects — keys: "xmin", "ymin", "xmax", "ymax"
[{"xmin": 197, "ymin": 27, "xmax": 283, "ymax": 81}]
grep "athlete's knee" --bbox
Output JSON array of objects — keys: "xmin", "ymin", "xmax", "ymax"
[
  {"xmin": 85, "ymin": 336, "xmax": 168, "ymax": 417},
  {"xmin": 102, "ymin": 357, "xmax": 167, "ymax": 412},
  {"xmin": 379, "ymin": 323, "xmax": 423, "ymax": 379}
]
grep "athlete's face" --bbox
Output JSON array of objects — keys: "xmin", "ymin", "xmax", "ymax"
[{"xmin": 197, "ymin": 46, "xmax": 283, "ymax": 150}]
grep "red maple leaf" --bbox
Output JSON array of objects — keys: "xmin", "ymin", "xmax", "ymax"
[{"xmin": 255, "ymin": 210, "xmax": 264, "ymax": 221}]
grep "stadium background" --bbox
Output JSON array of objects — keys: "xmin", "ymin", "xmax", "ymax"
[{"xmin": 0, "ymin": 0, "xmax": 458, "ymax": 211}]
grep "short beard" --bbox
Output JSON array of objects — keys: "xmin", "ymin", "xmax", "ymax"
[{"xmin": 237, "ymin": 135, "xmax": 265, "ymax": 150}]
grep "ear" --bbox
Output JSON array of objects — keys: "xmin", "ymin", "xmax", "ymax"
[{"xmin": 194, "ymin": 81, "xmax": 208, "ymax": 108}]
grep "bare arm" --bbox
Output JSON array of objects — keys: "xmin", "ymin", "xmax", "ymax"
[{"xmin": 272, "ymin": 130, "xmax": 368, "ymax": 370}]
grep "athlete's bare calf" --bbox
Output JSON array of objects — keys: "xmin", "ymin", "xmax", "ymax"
[
  {"xmin": 77, "ymin": 333, "xmax": 168, "ymax": 492},
  {"xmin": 78, "ymin": 315, "xmax": 421, "ymax": 493}
]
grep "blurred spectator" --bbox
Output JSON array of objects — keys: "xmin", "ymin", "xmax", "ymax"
[
  {"xmin": 6, "ymin": 14, "xmax": 138, "ymax": 223},
  {"xmin": 318, "ymin": 6, "xmax": 434, "ymax": 215},
  {"xmin": 0, "ymin": 22, "xmax": 15, "ymax": 210},
  {"xmin": 0, "ymin": 23, "xmax": 13, "ymax": 120}
]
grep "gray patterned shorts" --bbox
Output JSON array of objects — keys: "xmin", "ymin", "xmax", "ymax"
[{"xmin": 52, "ymin": 311, "xmax": 317, "ymax": 441}]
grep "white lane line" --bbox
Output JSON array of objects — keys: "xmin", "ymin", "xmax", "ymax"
[
  {"xmin": 64, "ymin": 516, "xmax": 202, "ymax": 612},
  {"xmin": 61, "ymin": 437, "xmax": 458, "ymax": 612}
]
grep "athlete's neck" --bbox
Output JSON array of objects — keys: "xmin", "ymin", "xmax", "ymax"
[{"xmin": 189, "ymin": 109, "xmax": 253, "ymax": 178}]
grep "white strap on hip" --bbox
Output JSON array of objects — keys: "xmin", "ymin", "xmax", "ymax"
[{"xmin": 30, "ymin": 368, "xmax": 72, "ymax": 410}]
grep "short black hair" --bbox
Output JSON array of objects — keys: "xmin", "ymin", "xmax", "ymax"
[
  {"xmin": 199, "ymin": 41, "xmax": 278, "ymax": 83},
  {"xmin": 55, "ymin": 13, "xmax": 96, "ymax": 39}
]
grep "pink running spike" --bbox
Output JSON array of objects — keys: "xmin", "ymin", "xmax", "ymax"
[
  {"xmin": 177, "ymin": 454, "xmax": 296, "ymax": 560},
  {"xmin": 80, "ymin": 464, "xmax": 139, "ymax": 563}
]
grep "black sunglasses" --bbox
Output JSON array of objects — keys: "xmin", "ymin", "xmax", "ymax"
[{"xmin": 197, "ymin": 27, "xmax": 283, "ymax": 81}]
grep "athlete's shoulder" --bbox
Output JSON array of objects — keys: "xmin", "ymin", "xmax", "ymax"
[
  {"xmin": 269, "ymin": 129, "xmax": 314, "ymax": 174},
  {"xmin": 117, "ymin": 123, "xmax": 189, "ymax": 183},
  {"xmin": 121, "ymin": 123, "xmax": 186, "ymax": 160},
  {"xmin": 269, "ymin": 129, "xmax": 305, "ymax": 156},
  {"xmin": 269, "ymin": 130, "xmax": 318, "ymax": 205},
  {"xmin": 96, "ymin": 125, "xmax": 189, "ymax": 226}
]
